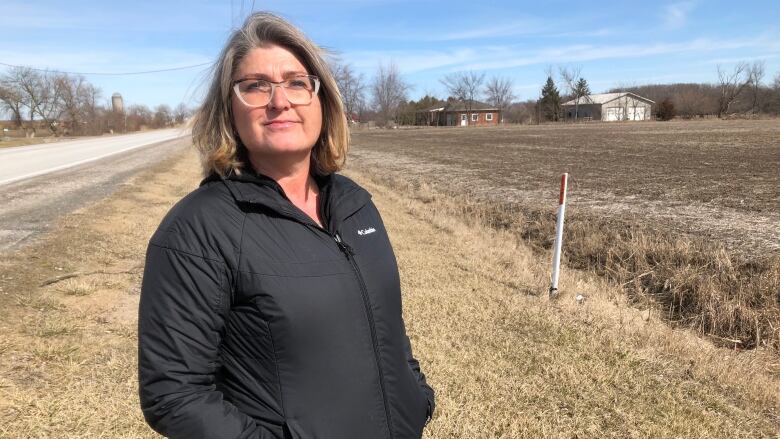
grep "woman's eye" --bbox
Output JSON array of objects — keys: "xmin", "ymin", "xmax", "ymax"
[
  {"xmin": 244, "ymin": 81, "xmax": 270, "ymax": 92},
  {"xmin": 287, "ymin": 79, "xmax": 308, "ymax": 89}
]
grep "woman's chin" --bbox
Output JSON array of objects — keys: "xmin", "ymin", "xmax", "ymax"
[{"xmin": 247, "ymin": 142, "xmax": 313, "ymax": 161}]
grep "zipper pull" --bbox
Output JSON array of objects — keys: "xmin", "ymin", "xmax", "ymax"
[{"xmin": 334, "ymin": 233, "xmax": 353, "ymax": 256}]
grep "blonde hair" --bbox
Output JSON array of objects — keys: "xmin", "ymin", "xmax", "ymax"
[{"xmin": 191, "ymin": 12, "xmax": 349, "ymax": 177}]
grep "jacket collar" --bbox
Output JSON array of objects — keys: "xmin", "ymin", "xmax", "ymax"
[{"xmin": 202, "ymin": 170, "xmax": 371, "ymax": 235}]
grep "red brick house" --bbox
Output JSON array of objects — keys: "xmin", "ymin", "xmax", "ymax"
[{"xmin": 416, "ymin": 100, "xmax": 501, "ymax": 127}]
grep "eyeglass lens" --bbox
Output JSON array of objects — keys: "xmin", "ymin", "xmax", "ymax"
[{"xmin": 235, "ymin": 76, "xmax": 318, "ymax": 107}]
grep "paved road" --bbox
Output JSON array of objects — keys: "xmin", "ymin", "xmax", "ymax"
[
  {"xmin": 0, "ymin": 128, "xmax": 187, "ymax": 186},
  {"xmin": 0, "ymin": 134, "xmax": 190, "ymax": 254}
]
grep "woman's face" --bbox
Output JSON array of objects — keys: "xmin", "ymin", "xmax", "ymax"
[{"xmin": 231, "ymin": 45, "xmax": 323, "ymax": 166}]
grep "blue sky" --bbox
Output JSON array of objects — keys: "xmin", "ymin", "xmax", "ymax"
[{"xmin": 2, "ymin": 0, "xmax": 779, "ymax": 109}]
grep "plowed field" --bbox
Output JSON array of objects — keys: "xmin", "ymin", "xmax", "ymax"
[{"xmin": 350, "ymin": 119, "xmax": 780, "ymax": 254}]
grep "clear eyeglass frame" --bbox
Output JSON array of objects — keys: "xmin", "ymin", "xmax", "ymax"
[{"xmin": 232, "ymin": 75, "xmax": 320, "ymax": 108}]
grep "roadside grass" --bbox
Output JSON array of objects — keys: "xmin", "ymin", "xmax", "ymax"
[
  {"xmin": 0, "ymin": 144, "xmax": 777, "ymax": 437},
  {"xmin": 346, "ymin": 170, "xmax": 780, "ymax": 437},
  {"xmin": 0, "ymin": 138, "xmax": 50, "ymax": 148},
  {"xmin": 57, "ymin": 278, "xmax": 98, "ymax": 296},
  {"xmin": 407, "ymin": 184, "xmax": 780, "ymax": 351},
  {"xmin": 0, "ymin": 146, "xmax": 198, "ymax": 438}
]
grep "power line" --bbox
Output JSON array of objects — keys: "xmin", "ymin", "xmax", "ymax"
[{"xmin": 0, "ymin": 61, "xmax": 213, "ymax": 76}]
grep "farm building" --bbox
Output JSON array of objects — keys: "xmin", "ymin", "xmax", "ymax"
[
  {"xmin": 562, "ymin": 92, "xmax": 654, "ymax": 121},
  {"xmin": 416, "ymin": 101, "xmax": 501, "ymax": 127}
]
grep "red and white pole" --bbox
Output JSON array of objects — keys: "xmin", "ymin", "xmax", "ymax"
[{"xmin": 550, "ymin": 173, "xmax": 568, "ymax": 297}]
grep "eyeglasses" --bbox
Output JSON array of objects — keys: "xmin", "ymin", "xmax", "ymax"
[{"xmin": 232, "ymin": 75, "xmax": 320, "ymax": 107}]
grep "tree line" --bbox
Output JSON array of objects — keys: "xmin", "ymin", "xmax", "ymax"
[
  {"xmin": 332, "ymin": 59, "xmax": 780, "ymax": 126},
  {"xmin": 608, "ymin": 61, "xmax": 779, "ymax": 119},
  {"xmin": 6, "ymin": 59, "xmax": 778, "ymax": 135},
  {"xmin": 332, "ymin": 60, "xmax": 518, "ymax": 127},
  {"xmin": 0, "ymin": 66, "xmax": 191, "ymax": 137}
]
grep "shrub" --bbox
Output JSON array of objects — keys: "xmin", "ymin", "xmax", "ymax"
[{"xmin": 657, "ymin": 97, "xmax": 676, "ymax": 121}]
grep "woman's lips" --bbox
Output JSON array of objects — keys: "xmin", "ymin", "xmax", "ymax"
[{"xmin": 264, "ymin": 120, "xmax": 298, "ymax": 129}]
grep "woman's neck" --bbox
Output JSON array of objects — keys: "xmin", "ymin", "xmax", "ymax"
[
  {"xmin": 248, "ymin": 152, "xmax": 321, "ymax": 226},
  {"xmin": 249, "ymin": 152, "xmax": 315, "ymax": 198}
]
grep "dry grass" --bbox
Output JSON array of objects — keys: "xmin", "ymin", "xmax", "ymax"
[
  {"xmin": 0, "ymin": 136, "xmax": 779, "ymax": 437},
  {"xmin": 0, "ymin": 143, "xmax": 199, "ymax": 438},
  {"xmin": 0, "ymin": 137, "xmax": 67, "ymax": 149},
  {"xmin": 350, "ymin": 120, "xmax": 780, "ymax": 352},
  {"xmin": 345, "ymin": 170, "xmax": 780, "ymax": 437}
]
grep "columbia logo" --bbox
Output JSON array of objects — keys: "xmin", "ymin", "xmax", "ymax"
[{"xmin": 357, "ymin": 227, "xmax": 376, "ymax": 236}]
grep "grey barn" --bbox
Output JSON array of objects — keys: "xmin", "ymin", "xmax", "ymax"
[{"xmin": 562, "ymin": 92, "xmax": 654, "ymax": 121}]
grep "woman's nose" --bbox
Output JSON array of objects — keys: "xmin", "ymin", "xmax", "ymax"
[{"xmin": 268, "ymin": 85, "xmax": 291, "ymax": 110}]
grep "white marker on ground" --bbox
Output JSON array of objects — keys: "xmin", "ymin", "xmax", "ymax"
[{"xmin": 550, "ymin": 172, "xmax": 568, "ymax": 297}]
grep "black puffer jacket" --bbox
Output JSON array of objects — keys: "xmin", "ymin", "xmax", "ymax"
[{"xmin": 138, "ymin": 171, "xmax": 435, "ymax": 439}]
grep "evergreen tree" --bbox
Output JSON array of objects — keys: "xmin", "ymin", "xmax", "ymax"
[
  {"xmin": 398, "ymin": 95, "xmax": 445, "ymax": 125},
  {"xmin": 572, "ymin": 77, "xmax": 591, "ymax": 121},
  {"xmin": 575, "ymin": 78, "xmax": 590, "ymax": 100},
  {"xmin": 539, "ymin": 76, "xmax": 561, "ymax": 121}
]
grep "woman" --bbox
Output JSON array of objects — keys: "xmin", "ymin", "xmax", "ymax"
[{"xmin": 137, "ymin": 12, "xmax": 435, "ymax": 439}]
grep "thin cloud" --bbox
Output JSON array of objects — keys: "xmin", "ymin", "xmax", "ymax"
[
  {"xmin": 663, "ymin": 1, "xmax": 697, "ymax": 29},
  {"xmin": 0, "ymin": 47, "xmax": 213, "ymax": 75},
  {"xmin": 434, "ymin": 18, "xmax": 547, "ymax": 41},
  {"xmin": 347, "ymin": 35, "xmax": 778, "ymax": 75},
  {"xmin": 344, "ymin": 48, "xmax": 478, "ymax": 73},
  {"xmin": 549, "ymin": 29, "xmax": 615, "ymax": 39},
  {"xmin": 358, "ymin": 17, "xmax": 613, "ymax": 42}
]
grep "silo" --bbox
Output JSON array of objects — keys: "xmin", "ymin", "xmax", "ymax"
[{"xmin": 111, "ymin": 93, "xmax": 124, "ymax": 113}]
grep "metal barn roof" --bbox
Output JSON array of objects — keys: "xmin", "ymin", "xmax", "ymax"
[{"xmin": 562, "ymin": 92, "xmax": 655, "ymax": 106}]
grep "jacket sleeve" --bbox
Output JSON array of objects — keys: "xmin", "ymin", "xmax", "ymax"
[
  {"xmin": 402, "ymin": 322, "xmax": 436, "ymax": 422},
  {"xmin": 138, "ymin": 243, "xmax": 280, "ymax": 439}
]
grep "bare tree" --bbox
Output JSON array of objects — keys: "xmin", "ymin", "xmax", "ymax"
[
  {"xmin": 79, "ymin": 83, "xmax": 103, "ymax": 135},
  {"xmin": 504, "ymin": 99, "xmax": 536, "ymax": 124},
  {"xmin": 57, "ymin": 74, "xmax": 100, "ymax": 135},
  {"xmin": 6, "ymin": 67, "xmax": 68, "ymax": 135},
  {"xmin": 173, "ymin": 103, "xmax": 191, "ymax": 125},
  {"xmin": 1, "ymin": 67, "xmax": 109, "ymax": 135},
  {"xmin": 747, "ymin": 60, "xmax": 766, "ymax": 115},
  {"xmin": 153, "ymin": 104, "xmax": 173, "ymax": 128},
  {"xmin": 370, "ymin": 62, "xmax": 409, "ymax": 127},
  {"xmin": 484, "ymin": 76, "xmax": 515, "ymax": 123},
  {"xmin": 33, "ymin": 73, "xmax": 66, "ymax": 134},
  {"xmin": 0, "ymin": 81, "xmax": 25, "ymax": 128},
  {"xmin": 332, "ymin": 61, "xmax": 366, "ymax": 123},
  {"xmin": 559, "ymin": 66, "xmax": 589, "ymax": 121},
  {"xmin": 716, "ymin": 62, "xmax": 751, "ymax": 118},
  {"xmin": 126, "ymin": 104, "xmax": 153, "ymax": 131},
  {"xmin": 440, "ymin": 71, "xmax": 485, "ymax": 125}
]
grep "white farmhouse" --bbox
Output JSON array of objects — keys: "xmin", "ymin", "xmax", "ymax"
[{"xmin": 562, "ymin": 92, "xmax": 654, "ymax": 121}]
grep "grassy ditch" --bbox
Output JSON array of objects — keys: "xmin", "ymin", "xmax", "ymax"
[
  {"xmin": 353, "ymin": 170, "xmax": 780, "ymax": 352},
  {"xmin": 0, "ymin": 147, "xmax": 199, "ymax": 438}
]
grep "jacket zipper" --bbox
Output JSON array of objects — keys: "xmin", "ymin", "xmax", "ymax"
[
  {"xmin": 256, "ymin": 202, "xmax": 396, "ymax": 435},
  {"xmin": 334, "ymin": 233, "xmax": 394, "ymax": 439}
]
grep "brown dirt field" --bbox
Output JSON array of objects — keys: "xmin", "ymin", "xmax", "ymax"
[
  {"xmin": 0, "ymin": 142, "xmax": 779, "ymax": 437},
  {"xmin": 350, "ymin": 119, "xmax": 780, "ymax": 254}
]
